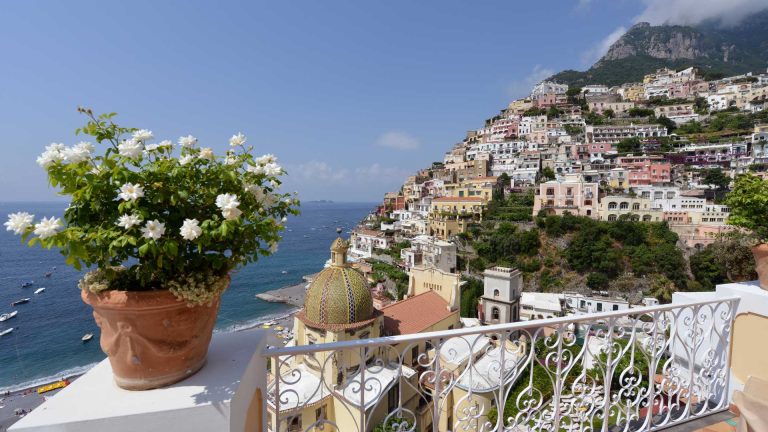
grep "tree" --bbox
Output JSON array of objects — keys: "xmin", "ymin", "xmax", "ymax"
[
  {"xmin": 374, "ymin": 417, "xmax": 412, "ymax": 432},
  {"xmin": 702, "ymin": 168, "xmax": 730, "ymax": 191},
  {"xmin": 648, "ymin": 274, "xmax": 675, "ymax": 303},
  {"xmin": 547, "ymin": 106, "xmax": 562, "ymax": 118},
  {"xmin": 587, "ymin": 272, "xmax": 609, "ymax": 290},
  {"xmin": 628, "ymin": 107, "xmax": 654, "ymax": 117},
  {"xmin": 654, "ymin": 115, "xmax": 677, "ymax": 133},
  {"xmin": 566, "ymin": 87, "xmax": 582, "ymax": 98},
  {"xmin": 541, "ymin": 166, "xmax": 556, "ymax": 181},
  {"xmin": 709, "ymin": 234, "xmax": 758, "ymax": 282},
  {"xmin": 498, "ymin": 172, "xmax": 511, "ymax": 189},
  {"xmin": 689, "ymin": 246, "xmax": 727, "ymax": 291},
  {"xmin": 725, "ymin": 173, "xmax": 768, "ymax": 241},
  {"xmin": 603, "ymin": 108, "xmax": 615, "ymax": 118},
  {"xmin": 617, "ymin": 137, "xmax": 642, "ymax": 154}
]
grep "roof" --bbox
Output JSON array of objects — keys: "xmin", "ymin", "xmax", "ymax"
[
  {"xmin": 432, "ymin": 197, "xmax": 485, "ymax": 203},
  {"xmin": 381, "ymin": 291, "xmax": 456, "ymax": 336},
  {"xmin": 354, "ymin": 228, "xmax": 385, "ymax": 237},
  {"xmin": 303, "ymin": 264, "xmax": 373, "ymax": 327}
]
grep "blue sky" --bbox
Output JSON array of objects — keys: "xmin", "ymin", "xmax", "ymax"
[{"xmin": 0, "ymin": 0, "xmax": 758, "ymax": 202}]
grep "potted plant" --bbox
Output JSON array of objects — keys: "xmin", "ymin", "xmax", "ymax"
[
  {"xmin": 724, "ymin": 172, "xmax": 768, "ymax": 289},
  {"xmin": 4, "ymin": 108, "xmax": 299, "ymax": 389}
]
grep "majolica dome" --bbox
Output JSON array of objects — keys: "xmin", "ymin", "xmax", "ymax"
[{"xmin": 302, "ymin": 237, "xmax": 373, "ymax": 327}]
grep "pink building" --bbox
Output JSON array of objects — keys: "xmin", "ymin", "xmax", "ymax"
[
  {"xmin": 534, "ymin": 93, "xmax": 568, "ymax": 108},
  {"xmin": 532, "ymin": 175, "xmax": 599, "ymax": 218},
  {"xmin": 616, "ymin": 155, "xmax": 671, "ymax": 186}
]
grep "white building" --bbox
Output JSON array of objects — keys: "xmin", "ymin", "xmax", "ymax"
[
  {"xmin": 349, "ymin": 228, "xmax": 392, "ymax": 259},
  {"xmin": 530, "ymin": 81, "xmax": 568, "ymax": 98},
  {"xmin": 520, "ymin": 292, "xmax": 565, "ymax": 321},
  {"xmin": 480, "ymin": 267, "xmax": 522, "ymax": 325},
  {"xmin": 400, "ymin": 235, "xmax": 457, "ymax": 273}
]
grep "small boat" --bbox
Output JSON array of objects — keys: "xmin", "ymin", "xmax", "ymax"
[
  {"xmin": 0, "ymin": 311, "xmax": 18, "ymax": 322},
  {"xmin": 0, "ymin": 328, "xmax": 14, "ymax": 337},
  {"xmin": 37, "ymin": 380, "xmax": 69, "ymax": 394},
  {"xmin": 274, "ymin": 325, "xmax": 285, "ymax": 331},
  {"xmin": 34, "ymin": 288, "xmax": 46, "ymax": 295},
  {"xmin": 81, "ymin": 333, "xmax": 94, "ymax": 342},
  {"xmin": 281, "ymin": 270, "xmax": 288, "ymax": 274},
  {"xmin": 11, "ymin": 298, "xmax": 30, "ymax": 306},
  {"xmin": 20, "ymin": 281, "xmax": 34, "ymax": 288},
  {"xmin": 44, "ymin": 272, "xmax": 53, "ymax": 278}
]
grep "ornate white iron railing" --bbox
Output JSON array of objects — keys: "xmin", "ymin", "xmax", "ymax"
[{"xmin": 263, "ymin": 297, "xmax": 738, "ymax": 432}]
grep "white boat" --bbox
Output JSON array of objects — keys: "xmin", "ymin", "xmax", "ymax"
[
  {"xmin": 81, "ymin": 333, "xmax": 94, "ymax": 342},
  {"xmin": 0, "ymin": 328, "xmax": 14, "ymax": 337},
  {"xmin": 34, "ymin": 288, "xmax": 46, "ymax": 295},
  {"xmin": 0, "ymin": 311, "xmax": 18, "ymax": 322}
]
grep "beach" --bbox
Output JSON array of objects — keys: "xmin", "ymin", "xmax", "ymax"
[{"xmin": 0, "ymin": 386, "xmax": 65, "ymax": 432}]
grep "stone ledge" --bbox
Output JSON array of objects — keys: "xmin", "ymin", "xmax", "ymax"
[{"xmin": 10, "ymin": 329, "xmax": 268, "ymax": 432}]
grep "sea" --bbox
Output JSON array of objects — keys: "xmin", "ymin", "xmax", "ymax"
[{"xmin": 0, "ymin": 201, "xmax": 374, "ymax": 391}]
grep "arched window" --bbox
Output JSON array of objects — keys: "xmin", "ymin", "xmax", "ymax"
[
  {"xmin": 493, "ymin": 289, "xmax": 500, "ymax": 298},
  {"xmin": 492, "ymin": 307, "xmax": 500, "ymax": 320},
  {"xmin": 608, "ymin": 202, "xmax": 617, "ymax": 210},
  {"xmin": 642, "ymin": 215, "xmax": 652, "ymax": 222},
  {"xmin": 620, "ymin": 202, "xmax": 629, "ymax": 210},
  {"xmin": 632, "ymin": 203, "xmax": 640, "ymax": 210},
  {"xmin": 608, "ymin": 214, "xmax": 617, "ymax": 221}
]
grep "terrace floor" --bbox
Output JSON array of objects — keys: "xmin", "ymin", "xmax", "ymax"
[{"xmin": 664, "ymin": 411, "xmax": 737, "ymax": 432}]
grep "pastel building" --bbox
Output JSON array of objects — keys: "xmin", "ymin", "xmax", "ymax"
[{"xmin": 532, "ymin": 174, "xmax": 599, "ymax": 217}]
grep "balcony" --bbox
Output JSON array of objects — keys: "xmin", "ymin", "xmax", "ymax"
[{"xmin": 10, "ymin": 282, "xmax": 768, "ymax": 432}]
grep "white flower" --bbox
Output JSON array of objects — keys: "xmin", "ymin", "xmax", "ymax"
[
  {"xmin": 144, "ymin": 143, "xmax": 160, "ymax": 152},
  {"xmin": 157, "ymin": 140, "xmax": 173, "ymax": 149},
  {"xmin": 118, "ymin": 138, "xmax": 144, "ymax": 159},
  {"xmin": 132, "ymin": 129, "xmax": 154, "ymax": 142},
  {"xmin": 229, "ymin": 132, "xmax": 246, "ymax": 147},
  {"xmin": 90, "ymin": 165, "xmax": 104, "ymax": 175},
  {"xmin": 178, "ymin": 135, "xmax": 198, "ymax": 148},
  {"xmin": 117, "ymin": 183, "xmax": 145, "ymax": 202},
  {"xmin": 36, "ymin": 143, "xmax": 66, "ymax": 168},
  {"xmin": 224, "ymin": 154, "xmax": 238, "ymax": 165},
  {"xmin": 246, "ymin": 164, "xmax": 266, "ymax": 175},
  {"xmin": 33, "ymin": 217, "xmax": 62, "ymax": 239},
  {"xmin": 62, "ymin": 141, "xmax": 95, "ymax": 163},
  {"xmin": 269, "ymin": 242, "xmax": 279, "ymax": 253},
  {"xmin": 256, "ymin": 154, "xmax": 276, "ymax": 165},
  {"xmin": 264, "ymin": 163, "xmax": 283, "ymax": 176},
  {"xmin": 180, "ymin": 219, "xmax": 202, "ymax": 241},
  {"xmin": 199, "ymin": 147, "xmax": 214, "ymax": 161},
  {"xmin": 4, "ymin": 212, "xmax": 34, "ymax": 235},
  {"xmin": 141, "ymin": 220, "xmax": 165, "ymax": 240},
  {"xmin": 215, "ymin": 193, "xmax": 240, "ymax": 210},
  {"xmin": 216, "ymin": 193, "xmax": 241, "ymax": 220},
  {"xmin": 244, "ymin": 183, "xmax": 260, "ymax": 195},
  {"xmin": 179, "ymin": 155, "xmax": 195, "ymax": 165},
  {"xmin": 116, "ymin": 214, "xmax": 142, "ymax": 230}
]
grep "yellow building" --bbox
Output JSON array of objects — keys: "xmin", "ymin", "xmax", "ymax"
[
  {"xmin": 407, "ymin": 265, "xmax": 463, "ymax": 311},
  {"xmin": 428, "ymin": 196, "xmax": 486, "ymax": 240},
  {"xmin": 444, "ymin": 176, "xmax": 499, "ymax": 202},
  {"xmin": 597, "ymin": 195, "xmax": 663, "ymax": 222}
]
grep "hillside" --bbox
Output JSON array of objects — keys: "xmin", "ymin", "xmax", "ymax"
[{"xmin": 548, "ymin": 12, "xmax": 768, "ymax": 87}]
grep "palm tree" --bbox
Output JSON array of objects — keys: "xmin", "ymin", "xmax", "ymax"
[{"xmin": 648, "ymin": 274, "xmax": 675, "ymax": 304}]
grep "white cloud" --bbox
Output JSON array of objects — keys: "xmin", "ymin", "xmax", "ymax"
[
  {"xmin": 635, "ymin": 0, "xmax": 768, "ymax": 26},
  {"xmin": 581, "ymin": 26, "xmax": 627, "ymax": 66},
  {"xmin": 354, "ymin": 163, "xmax": 412, "ymax": 184},
  {"xmin": 506, "ymin": 65, "xmax": 554, "ymax": 99},
  {"xmin": 375, "ymin": 131, "xmax": 420, "ymax": 150},
  {"xmin": 289, "ymin": 161, "xmax": 348, "ymax": 183}
]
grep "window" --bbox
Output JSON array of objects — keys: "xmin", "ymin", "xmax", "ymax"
[
  {"xmin": 546, "ymin": 188, "xmax": 555, "ymax": 196},
  {"xmin": 492, "ymin": 307, "xmax": 500, "ymax": 320},
  {"xmin": 388, "ymin": 383, "xmax": 399, "ymax": 412},
  {"xmin": 411, "ymin": 346, "xmax": 419, "ymax": 367},
  {"xmin": 620, "ymin": 202, "xmax": 629, "ymax": 210},
  {"xmin": 608, "ymin": 214, "xmax": 617, "ymax": 221},
  {"xmin": 632, "ymin": 203, "xmax": 640, "ymax": 210},
  {"xmin": 288, "ymin": 415, "xmax": 302, "ymax": 432},
  {"xmin": 597, "ymin": 303, "xmax": 603, "ymax": 312},
  {"xmin": 315, "ymin": 406, "xmax": 327, "ymax": 424},
  {"xmin": 608, "ymin": 202, "xmax": 617, "ymax": 210},
  {"xmin": 493, "ymin": 289, "xmax": 500, "ymax": 298}
]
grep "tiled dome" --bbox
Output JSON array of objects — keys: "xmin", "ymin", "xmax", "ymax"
[{"xmin": 302, "ymin": 238, "xmax": 373, "ymax": 327}]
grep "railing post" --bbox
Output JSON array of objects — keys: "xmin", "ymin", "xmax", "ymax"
[{"xmin": 230, "ymin": 329, "xmax": 271, "ymax": 432}]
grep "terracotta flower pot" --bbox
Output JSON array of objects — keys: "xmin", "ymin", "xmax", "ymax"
[
  {"xmin": 752, "ymin": 244, "xmax": 768, "ymax": 290},
  {"xmin": 81, "ymin": 288, "xmax": 222, "ymax": 390}
]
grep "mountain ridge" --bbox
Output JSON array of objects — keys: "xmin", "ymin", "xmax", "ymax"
[{"xmin": 548, "ymin": 11, "xmax": 768, "ymax": 87}]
